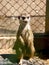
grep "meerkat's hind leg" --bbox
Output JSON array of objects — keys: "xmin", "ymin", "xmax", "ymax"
[
  {"xmin": 19, "ymin": 54, "xmax": 24, "ymax": 65},
  {"xmin": 19, "ymin": 59, "xmax": 23, "ymax": 65},
  {"xmin": 29, "ymin": 48, "xmax": 35, "ymax": 62},
  {"xmin": 18, "ymin": 36, "xmax": 25, "ymax": 65},
  {"xmin": 28, "ymin": 41, "xmax": 35, "ymax": 62}
]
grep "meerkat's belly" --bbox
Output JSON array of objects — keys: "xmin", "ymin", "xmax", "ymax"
[
  {"xmin": 21, "ymin": 23, "xmax": 33, "ymax": 42},
  {"xmin": 22, "ymin": 23, "xmax": 31, "ymax": 34}
]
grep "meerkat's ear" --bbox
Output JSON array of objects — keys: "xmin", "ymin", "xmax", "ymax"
[{"xmin": 18, "ymin": 16, "xmax": 20, "ymax": 19}]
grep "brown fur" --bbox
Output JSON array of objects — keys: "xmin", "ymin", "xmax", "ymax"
[{"xmin": 14, "ymin": 14, "xmax": 35, "ymax": 65}]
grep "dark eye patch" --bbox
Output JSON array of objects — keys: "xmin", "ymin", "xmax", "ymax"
[
  {"xmin": 22, "ymin": 17, "xmax": 25, "ymax": 20},
  {"xmin": 18, "ymin": 16, "xmax": 20, "ymax": 19},
  {"xmin": 27, "ymin": 17, "xmax": 29, "ymax": 19}
]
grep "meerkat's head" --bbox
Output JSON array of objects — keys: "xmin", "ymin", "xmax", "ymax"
[{"xmin": 18, "ymin": 14, "xmax": 31, "ymax": 24}]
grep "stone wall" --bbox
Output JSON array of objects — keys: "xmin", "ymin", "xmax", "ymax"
[
  {"xmin": 0, "ymin": 0, "xmax": 46, "ymax": 33},
  {"xmin": 0, "ymin": 0, "xmax": 46, "ymax": 16},
  {"xmin": 0, "ymin": 36, "xmax": 16, "ymax": 54},
  {"xmin": 0, "ymin": 0, "xmax": 46, "ymax": 54}
]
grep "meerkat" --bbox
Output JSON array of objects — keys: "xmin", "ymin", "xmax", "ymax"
[{"xmin": 13, "ymin": 14, "xmax": 35, "ymax": 65}]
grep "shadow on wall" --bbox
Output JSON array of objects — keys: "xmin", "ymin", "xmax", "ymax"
[{"xmin": 34, "ymin": 33, "xmax": 49, "ymax": 59}]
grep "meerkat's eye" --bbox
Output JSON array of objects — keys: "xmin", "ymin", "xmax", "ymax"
[
  {"xmin": 22, "ymin": 17, "xmax": 25, "ymax": 20},
  {"xmin": 18, "ymin": 16, "xmax": 20, "ymax": 19},
  {"xmin": 27, "ymin": 17, "xmax": 29, "ymax": 19}
]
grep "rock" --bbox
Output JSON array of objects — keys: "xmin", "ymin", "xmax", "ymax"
[
  {"xmin": 0, "ymin": 56, "xmax": 13, "ymax": 65},
  {"xmin": 0, "ymin": 56, "xmax": 47, "ymax": 65},
  {"xmin": 21, "ymin": 58, "xmax": 47, "ymax": 65}
]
